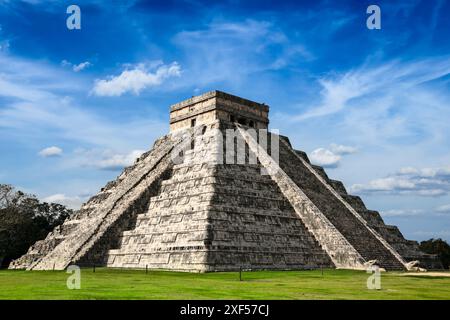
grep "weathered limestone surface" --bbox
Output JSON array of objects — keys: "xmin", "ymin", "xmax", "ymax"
[
  {"xmin": 10, "ymin": 90, "xmax": 441, "ymax": 271},
  {"xmin": 108, "ymin": 123, "xmax": 334, "ymax": 271}
]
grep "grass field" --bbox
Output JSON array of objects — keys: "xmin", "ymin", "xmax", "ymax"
[{"xmin": 0, "ymin": 268, "xmax": 449, "ymax": 300}]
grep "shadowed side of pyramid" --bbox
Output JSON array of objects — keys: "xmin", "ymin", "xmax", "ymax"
[
  {"xmin": 286, "ymin": 145, "xmax": 442, "ymax": 269},
  {"xmin": 9, "ymin": 134, "xmax": 186, "ymax": 270}
]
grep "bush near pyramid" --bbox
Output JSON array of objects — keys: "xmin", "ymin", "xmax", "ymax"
[{"xmin": 10, "ymin": 91, "xmax": 442, "ymax": 272}]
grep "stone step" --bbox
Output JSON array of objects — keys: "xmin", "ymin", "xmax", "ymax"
[
  {"xmin": 294, "ymin": 150, "xmax": 310, "ymax": 164},
  {"xmin": 328, "ymin": 179, "xmax": 348, "ymax": 195},
  {"xmin": 359, "ymin": 210, "xmax": 384, "ymax": 225},
  {"xmin": 311, "ymin": 165, "xmax": 329, "ymax": 181},
  {"xmin": 341, "ymin": 194, "xmax": 367, "ymax": 212},
  {"xmin": 148, "ymin": 185, "xmax": 290, "ymax": 204},
  {"xmin": 160, "ymin": 168, "xmax": 274, "ymax": 187}
]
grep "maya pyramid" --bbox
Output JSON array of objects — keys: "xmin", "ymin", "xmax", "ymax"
[{"xmin": 10, "ymin": 91, "xmax": 441, "ymax": 272}]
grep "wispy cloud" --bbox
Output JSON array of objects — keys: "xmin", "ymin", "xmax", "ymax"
[
  {"xmin": 172, "ymin": 19, "xmax": 312, "ymax": 87},
  {"xmin": 96, "ymin": 149, "xmax": 144, "ymax": 170},
  {"xmin": 381, "ymin": 209, "xmax": 424, "ymax": 217},
  {"xmin": 292, "ymin": 57, "xmax": 450, "ymax": 121},
  {"xmin": 0, "ymin": 52, "xmax": 169, "ymax": 209},
  {"xmin": 0, "ymin": 54, "xmax": 167, "ymax": 150},
  {"xmin": 413, "ymin": 230, "xmax": 450, "ymax": 238},
  {"xmin": 351, "ymin": 165, "xmax": 450, "ymax": 197},
  {"xmin": 381, "ymin": 205, "xmax": 450, "ymax": 218},
  {"xmin": 0, "ymin": 55, "xmax": 77, "ymax": 103},
  {"xmin": 71, "ymin": 148, "xmax": 145, "ymax": 171}
]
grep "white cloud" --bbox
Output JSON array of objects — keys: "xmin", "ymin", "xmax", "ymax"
[
  {"xmin": 309, "ymin": 148, "xmax": 341, "ymax": 168},
  {"xmin": 92, "ymin": 62, "xmax": 181, "ymax": 97},
  {"xmin": 435, "ymin": 204, "xmax": 450, "ymax": 214},
  {"xmin": 61, "ymin": 60, "xmax": 92, "ymax": 72},
  {"xmin": 42, "ymin": 193, "xmax": 85, "ymax": 210},
  {"xmin": 417, "ymin": 167, "xmax": 450, "ymax": 178},
  {"xmin": 351, "ymin": 165, "xmax": 450, "ymax": 197},
  {"xmin": 329, "ymin": 143, "xmax": 358, "ymax": 155},
  {"xmin": 308, "ymin": 143, "xmax": 357, "ymax": 168},
  {"xmin": 38, "ymin": 146, "xmax": 63, "ymax": 157},
  {"xmin": 73, "ymin": 61, "xmax": 91, "ymax": 72}
]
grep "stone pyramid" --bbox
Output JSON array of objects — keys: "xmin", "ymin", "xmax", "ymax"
[{"xmin": 10, "ymin": 91, "xmax": 440, "ymax": 272}]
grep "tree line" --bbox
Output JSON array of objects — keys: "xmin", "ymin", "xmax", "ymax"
[
  {"xmin": 0, "ymin": 184, "xmax": 72, "ymax": 268},
  {"xmin": 419, "ymin": 238, "xmax": 450, "ymax": 269}
]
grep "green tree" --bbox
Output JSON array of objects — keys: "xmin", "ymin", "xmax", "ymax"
[
  {"xmin": 419, "ymin": 238, "xmax": 450, "ymax": 269},
  {"xmin": 0, "ymin": 184, "xmax": 72, "ymax": 268}
]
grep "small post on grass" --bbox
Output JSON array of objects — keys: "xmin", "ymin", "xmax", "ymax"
[
  {"xmin": 93, "ymin": 264, "xmax": 96, "ymax": 273},
  {"xmin": 146, "ymin": 265, "xmax": 148, "ymax": 274},
  {"xmin": 53, "ymin": 263, "xmax": 55, "ymax": 271},
  {"xmin": 239, "ymin": 266, "xmax": 242, "ymax": 282},
  {"xmin": 321, "ymin": 265, "xmax": 323, "ymax": 276}
]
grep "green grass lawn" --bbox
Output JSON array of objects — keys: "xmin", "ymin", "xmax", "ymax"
[{"xmin": 0, "ymin": 268, "xmax": 449, "ymax": 300}]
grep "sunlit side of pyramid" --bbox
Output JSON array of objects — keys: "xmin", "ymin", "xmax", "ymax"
[{"xmin": 10, "ymin": 91, "xmax": 441, "ymax": 272}]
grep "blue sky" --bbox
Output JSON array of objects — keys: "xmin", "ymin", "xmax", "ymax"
[{"xmin": 0, "ymin": 0, "xmax": 449, "ymax": 242}]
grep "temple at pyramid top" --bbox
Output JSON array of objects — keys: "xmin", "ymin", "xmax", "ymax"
[{"xmin": 169, "ymin": 90, "xmax": 269, "ymax": 132}]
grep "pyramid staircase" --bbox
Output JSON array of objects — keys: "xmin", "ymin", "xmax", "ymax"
[{"xmin": 106, "ymin": 123, "xmax": 335, "ymax": 271}]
